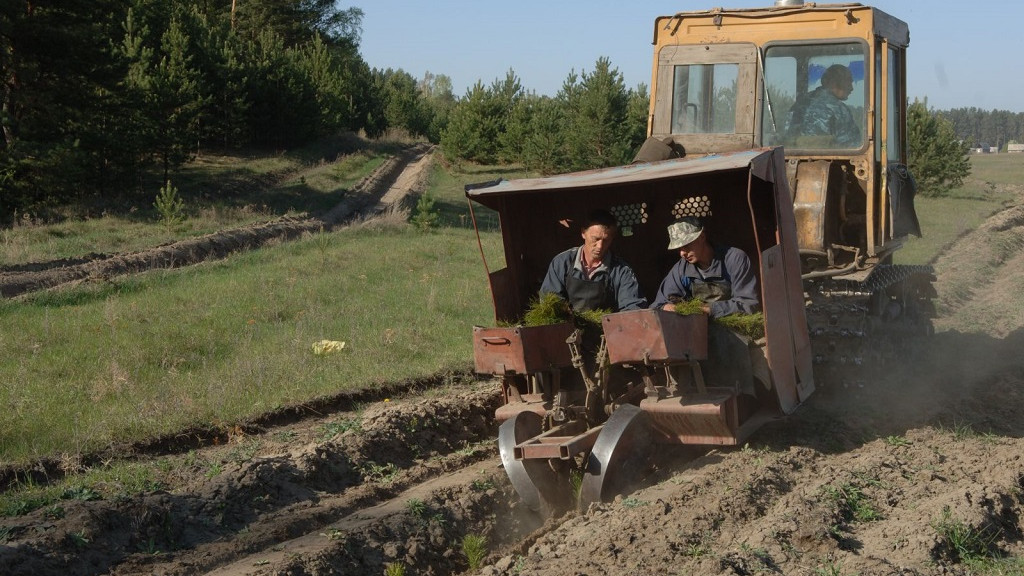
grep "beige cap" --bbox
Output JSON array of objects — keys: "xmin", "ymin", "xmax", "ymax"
[{"xmin": 667, "ymin": 217, "xmax": 704, "ymax": 250}]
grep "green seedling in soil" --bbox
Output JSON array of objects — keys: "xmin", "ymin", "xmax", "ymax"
[
  {"xmin": 154, "ymin": 180, "xmax": 186, "ymax": 230},
  {"xmin": 205, "ymin": 462, "xmax": 223, "ymax": 479},
  {"xmin": 406, "ymin": 498, "xmax": 427, "ymax": 518},
  {"xmin": 139, "ymin": 536, "xmax": 160, "ymax": 555},
  {"xmin": 321, "ymin": 418, "xmax": 361, "ymax": 440},
  {"xmin": 813, "ymin": 559, "xmax": 844, "ymax": 576},
  {"xmin": 884, "ymin": 435, "xmax": 911, "ymax": 447},
  {"xmin": 384, "ymin": 561, "xmax": 407, "ymax": 576},
  {"xmin": 822, "ymin": 482, "xmax": 881, "ymax": 523},
  {"xmin": 685, "ymin": 533, "xmax": 713, "ymax": 559},
  {"xmin": 931, "ymin": 506, "xmax": 1000, "ymax": 563},
  {"xmin": 462, "ymin": 533, "xmax": 487, "ymax": 571},
  {"xmin": 62, "ymin": 485, "xmax": 101, "ymax": 502},
  {"xmin": 44, "ymin": 505, "xmax": 65, "ymax": 520},
  {"xmin": 227, "ymin": 438, "xmax": 262, "ymax": 463},
  {"xmin": 470, "ymin": 477, "xmax": 495, "ymax": 491},
  {"xmin": 622, "ymin": 497, "xmax": 648, "ymax": 508},
  {"xmin": 361, "ymin": 462, "xmax": 399, "ymax": 485},
  {"xmin": 411, "ymin": 192, "xmax": 440, "ymax": 230},
  {"xmin": 66, "ymin": 530, "xmax": 90, "ymax": 549}
]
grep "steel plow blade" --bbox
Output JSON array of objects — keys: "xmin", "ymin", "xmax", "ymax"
[
  {"xmin": 579, "ymin": 404, "xmax": 654, "ymax": 509},
  {"xmin": 497, "ymin": 411, "xmax": 563, "ymax": 518}
]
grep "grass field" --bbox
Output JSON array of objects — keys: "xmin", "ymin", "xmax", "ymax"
[
  {"xmin": 0, "ymin": 142, "xmax": 512, "ymax": 467},
  {"xmin": 899, "ymin": 153, "xmax": 1023, "ymax": 264},
  {"xmin": 0, "ymin": 224, "xmax": 502, "ymax": 462}
]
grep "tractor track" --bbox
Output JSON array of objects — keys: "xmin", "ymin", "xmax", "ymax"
[{"xmin": 0, "ymin": 143, "xmax": 435, "ymax": 299}]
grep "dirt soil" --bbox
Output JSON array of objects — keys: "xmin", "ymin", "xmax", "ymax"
[{"xmin": 2, "ymin": 169, "xmax": 1024, "ymax": 575}]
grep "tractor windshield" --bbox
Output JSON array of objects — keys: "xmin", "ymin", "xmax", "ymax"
[
  {"xmin": 761, "ymin": 42, "xmax": 867, "ymax": 152},
  {"xmin": 669, "ymin": 63, "xmax": 739, "ymax": 134}
]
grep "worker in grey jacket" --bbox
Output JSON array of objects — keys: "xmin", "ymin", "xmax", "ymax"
[
  {"xmin": 539, "ymin": 209, "xmax": 648, "ymax": 312},
  {"xmin": 650, "ymin": 217, "xmax": 760, "ymax": 319}
]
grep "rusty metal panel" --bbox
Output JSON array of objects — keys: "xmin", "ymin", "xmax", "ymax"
[
  {"xmin": 769, "ymin": 151, "xmax": 816, "ymax": 406},
  {"xmin": 473, "ymin": 323, "xmax": 575, "ymax": 375},
  {"xmin": 515, "ymin": 424, "xmax": 602, "ymax": 461},
  {"xmin": 494, "ymin": 395, "xmax": 548, "ymax": 425},
  {"xmin": 639, "ymin": 392, "xmax": 739, "ymax": 445},
  {"xmin": 760, "ymin": 244, "xmax": 798, "ymax": 413},
  {"xmin": 789, "ymin": 160, "xmax": 830, "ymax": 252},
  {"xmin": 602, "ymin": 309, "xmax": 708, "ymax": 365},
  {"xmin": 486, "ymin": 268, "xmax": 518, "ymax": 325},
  {"xmin": 466, "ymin": 149, "xmax": 767, "ymax": 204}
]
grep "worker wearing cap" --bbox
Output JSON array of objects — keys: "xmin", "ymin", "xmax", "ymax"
[{"xmin": 650, "ymin": 217, "xmax": 760, "ymax": 319}]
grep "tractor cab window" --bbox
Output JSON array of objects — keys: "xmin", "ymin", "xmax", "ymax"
[
  {"xmin": 670, "ymin": 63, "xmax": 739, "ymax": 134},
  {"xmin": 761, "ymin": 42, "xmax": 867, "ymax": 151},
  {"xmin": 651, "ymin": 43, "xmax": 757, "ymax": 153}
]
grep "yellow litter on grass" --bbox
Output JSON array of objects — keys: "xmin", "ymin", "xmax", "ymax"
[{"xmin": 313, "ymin": 340, "xmax": 346, "ymax": 355}]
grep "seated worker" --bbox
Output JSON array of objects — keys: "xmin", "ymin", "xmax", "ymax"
[
  {"xmin": 650, "ymin": 217, "xmax": 760, "ymax": 319},
  {"xmin": 785, "ymin": 63, "xmax": 862, "ymax": 148},
  {"xmin": 539, "ymin": 209, "xmax": 648, "ymax": 312}
]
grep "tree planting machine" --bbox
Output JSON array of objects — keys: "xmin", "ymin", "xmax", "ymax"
[{"xmin": 466, "ymin": 1, "xmax": 933, "ymax": 516}]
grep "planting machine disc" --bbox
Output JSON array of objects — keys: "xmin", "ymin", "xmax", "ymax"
[
  {"xmin": 579, "ymin": 404, "xmax": 654, "ymax": 509},
  {"xmin": 497, "ymin": 411, "xmax": 563, "ymax": 517}
]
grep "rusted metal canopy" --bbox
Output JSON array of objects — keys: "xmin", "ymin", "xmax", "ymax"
[{"xmin": 466, "ymin": 149, "xmax": 780, "ymax": 206}]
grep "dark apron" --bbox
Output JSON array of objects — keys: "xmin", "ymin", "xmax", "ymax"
[
  {"xmin": 565, "ymin": 273, "xmax": 614, "ymax": 312},
  {"xmin": 691, "ymin": 277, "xmax": 755, "ymax": 395},
  {"xmin": 691, "ymin": 280, "xmax": 731, "ymax": 304}
]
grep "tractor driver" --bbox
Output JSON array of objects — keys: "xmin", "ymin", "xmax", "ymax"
[
  {"xmin": 786, "ymin": 63, "xmax": 862, "ymax": 148},
  {"xmin": 539, "ymin": 209, "xmax": 648, "ymax": 313},
  {"xmin": 650, "ymin": 217, "xmax": 760, "ymax": 319}
]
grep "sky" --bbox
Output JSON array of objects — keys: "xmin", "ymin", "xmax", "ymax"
[{"xmin": 358, "ymin": 1, "xmax": 1024, "ymax": 113}]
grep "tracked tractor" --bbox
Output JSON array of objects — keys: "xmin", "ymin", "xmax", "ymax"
[
  {"xmin": 645, "ymin": 0, "xmax": 934, "ymax": 377},
  {"xmin": 466, "ymin": 2, "xmax": 932, "ymax": 516}
]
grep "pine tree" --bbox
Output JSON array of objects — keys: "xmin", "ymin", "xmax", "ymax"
[
  {"xmin": 300, "ymin": 35, "xmax": 350, "ymax": 133},
  {"xmin": 420, "ymin": 72, "xmax": 455, "ymax": 143},
  {"xmin": 440, "ymin": 71, "xmax": 522, "ymax": 164},
  {"xmin": 908, "ymin": 99, "xmax": 971, "ymax": 197},
  {"xmin": 517, "ymin": 96, "xmax": 568, "ymax": 175},
  {"xmin": 560, "ymin": 57, "xmax": 633, "ymax": 171},
  {"xmin": 1, "ymin": 0, "xmax": 127, "ymax": 213}
]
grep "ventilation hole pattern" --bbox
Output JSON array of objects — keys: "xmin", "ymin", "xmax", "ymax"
[
  {"xmin": 672, "ymin": 196, "xmax": 712, "ymax": 219},
  {"xmin": 609, "ymin": 203, "xmax": 648, "ymax": 227}
]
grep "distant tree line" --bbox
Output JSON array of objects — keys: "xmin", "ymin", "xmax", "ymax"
[
  {"xmin": 439, "ymin": 60, "xmax": 649, "ymax": 175},
  {"xmin": 938, "ymin": 107, "xmax": 1024, "ymax": 151}
]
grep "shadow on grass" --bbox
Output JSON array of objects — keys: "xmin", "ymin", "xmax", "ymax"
[
  {"xmin": 2, "ymin": 275, "xmax": 169, "ymax": 311},
  {"xmin": 73, "ymin": 134, "xmax": 404, "ymax": 223},
  {"xmin": 426, "ymin": 163, "xmax": 529, "ymax": 231},
  {"xmin": 256, "ymin": 182, "xmax": 342, "ymax": 216},
  {"xmin": 431, "ymin": 198, "xmax": 498, "ymax": 232}
]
